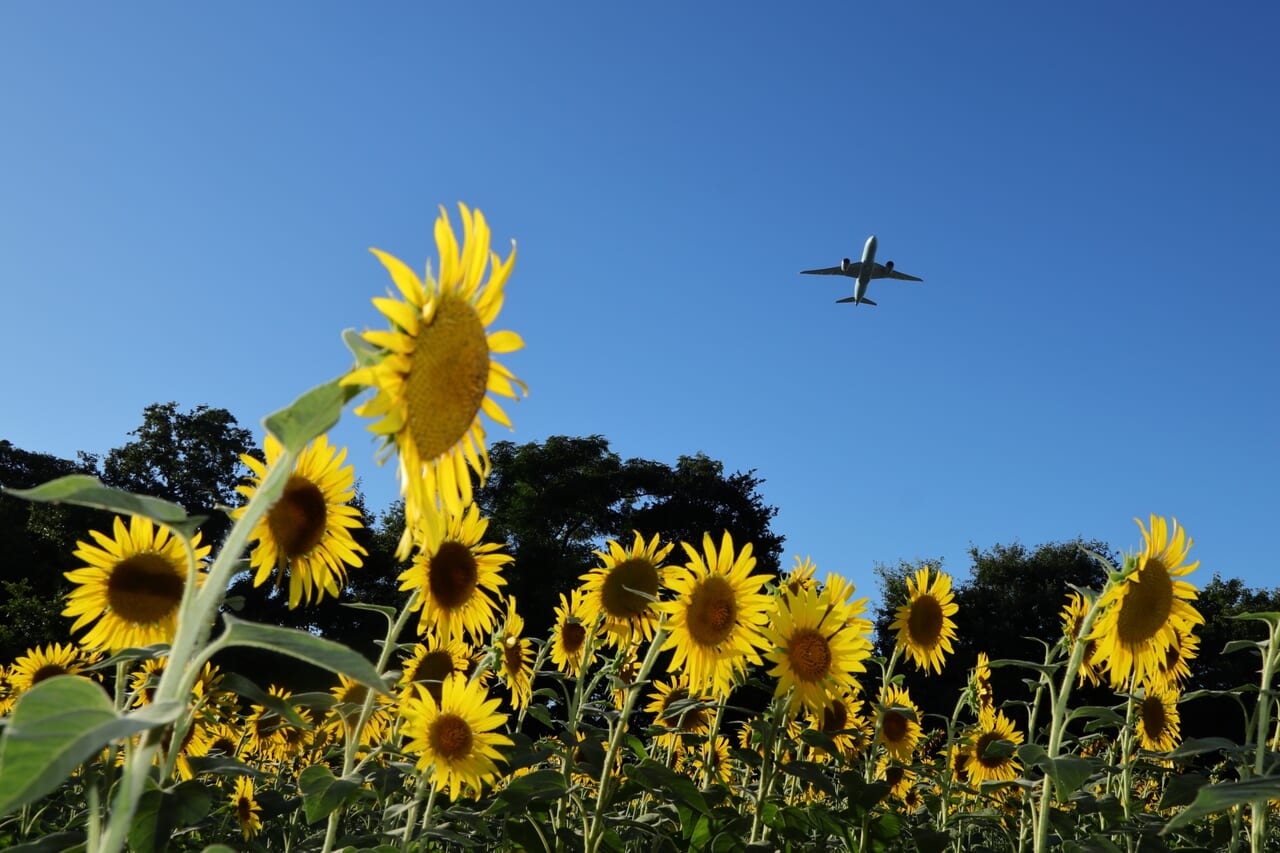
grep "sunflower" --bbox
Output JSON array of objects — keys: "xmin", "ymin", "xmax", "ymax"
[
  {"xmin": 804, "ymin": 690, "xmax": 869, "ymax": 763},
  {"xmin": 343, "ymin": 204, "xmax": 524, "ymax": 558},
  {"xmin": 63, "ymin": 515, "xmax": 210, "ymax": 652},
  {"xmin": 876, "ymin": 757, "xmax": 917, "ymax": 800},
  {"xmin": 973, "ymin": 652, "xmax": 995, "ymax": 715},
  {"xmin": 234, "ymin": 433, "xmax": 366, "ymax": 608},
  {"xmin": 579, "ymin": 531, "xmax": 675, "ymax": 647},
  {"xmin": 646, "ymin": 677, "xmax": 713, "ymax": 753},
  {"xmin": 1060, "ymin": 592, "xmax": 1104, "ymax": 687},
  {"xmin": 496, "ymin": 597, "xmax": 533, "ymax": 711},
  {"xmin": 877, "ymin": 684, "xmax": 922, "ymax": 762},
  {"xmin": 400, "ymin": 633, "xmax": 473, "ymax": 706},
  {"xmin": 398, "ymin": 502, "xmax": 510, "ymax": 644},
  {"xmin": 660, "ymin": 531, "xmax": 773, "ymax": 698},
  {"xmin": 0, "ymin": 667, "xmax": 12, "ymax": 717},
  {"xmin": 128, "ymin": 657, "xmax": 168, "ymax": 707},
  {"xmin": 1135, "ymin": 685, "xmax": 1182, "ymax": 753},
  {"xmin": 401, "ymin": 674, "xmax": 512, "ymax": 798},
  {"xmin": 964, "ymin": 708, "xmax": 1024, "ymax": 783},
  {"xmin": 7, "ymin": 643, "xmax": 97, "ymax": 697},
  {"xmin": 1090, "ymin": 516, "xmax": 1204, "ymax": 690},
  {"xmin": 1150, "ymin": 624, "xmax": 1200, "ymax": 693},
  {"xmin": 684, "ymin": 736, "xmax": 734, "ymax": 787},
  {"xmin": 326, "ymin": 673, "xmax": 391, "ymax": 747},
  {"xmin": 780, "ymin": 555, "xmax": 819, "ymax": 600},
  {"xmin": 761, "ymin": 581, "xmax": 872, "ymax": 717},
  {"xmin": 550, "ymin": 587, "xmax": 597, "ymax": 676},
  {"xmin": 229, "ymin": 776, "xmax": 262, "ymax": 840},
  {"xmin": 890, "ymin": 566, "xmax": 959, "ymax": 675}
]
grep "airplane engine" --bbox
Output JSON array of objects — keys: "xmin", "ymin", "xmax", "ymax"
[{"xmin": 885, "ymin": 260, "xmax": 895, "ymax": 272}]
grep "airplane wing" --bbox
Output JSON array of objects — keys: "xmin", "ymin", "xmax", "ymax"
[
  {"xmin": 884, "ymin": 270, "xmax": 923, "ymax": 282},
  {"xmin": 800, "ymin": 263, "xmax": 860, "ymax": 277},
  {"xmin": 868, "ymin": 264, "xmax": 923, "ymax": 282}
]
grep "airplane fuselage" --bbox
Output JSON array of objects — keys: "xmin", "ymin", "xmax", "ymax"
[{"xmin": 855, "ymin": 235, "xmax": 877, "ymax": 303}]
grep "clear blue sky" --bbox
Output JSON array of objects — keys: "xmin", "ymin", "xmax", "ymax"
[{"xmin": 3, "ymin": 4, "xmax": 1277, "ymax": 605}]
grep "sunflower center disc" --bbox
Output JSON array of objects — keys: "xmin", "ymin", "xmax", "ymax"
[
  {"xmin": 107, "ymin": 553, "xmax": 186, "ymax": 623},
  {"xmin": 788, "ymin": 628, "xmax": 833, "ymax": 682},
  {"xmin": 404, "ymin": 295, "xmax": 490, "ymax": 461},
  {"xmin": 237, "ymin": 795, "xmax": 255, "ymax": 824},
  {"xmin": 975, "ymin": 732, "xmax": 1001, "ymax": 768},
  {"xmin": 268, "ymin": 475, "xmax": 329, "ymax": 558},
  {"xmin": 561, "ymin": 622, "xmax": 586, "ymax": 653},
  {"xmin": 907, "ymin": 595, "xmax": 944, "ymax": 647},
  {"xmin": 1116, "ymin": 558, "xmax": 1175, "ymax": 644},
  {"xmin": 821, "ymin": 700, "xmax": 848, "ymax": 733},
  {"xmin": 32, "ymin": 664, "xmax": 69, "ymax": 685},
  {"xmin": 882, "ymin": 709, "xmax": 908, "ymax": 742},
  {"xmin": 428, "ymin": 541, "xmax": 479, "ymax": 609},
  {"xmin": 686, "ymin": 576, "xmax": 739, "ymax": 647},
  {"xmin": 1143, "ymin": 696, "xmax": 1167, "ymax": 733},
  {"xmin": 601, "ymin": 558, "xmax": 659, "ymax": 619},
  {"xmin": 503, "ymin": 640, "xmax": 524, "ymax": 674},
  {"xmin": 431, "ymin": 713, "xmax": 475, "ymax": 761},
  {"xmin": 414, "ymin": 651, "xmax": 457, "ymax": 705}
]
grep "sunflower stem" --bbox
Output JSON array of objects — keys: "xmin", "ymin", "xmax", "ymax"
[
  {"xmin": 748, "ymin": 694, "xmax": 787, "ymax": 843},
  {"xmin": 1249, "ymin": 616, "xmax": 1280, "ymax": 853}
]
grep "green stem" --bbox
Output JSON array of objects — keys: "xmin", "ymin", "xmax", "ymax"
[{"xmin": 1249, "ymin": 618, "xmax": 1280, "ymax": 853}]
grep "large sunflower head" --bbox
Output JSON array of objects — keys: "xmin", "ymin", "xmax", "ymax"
[
  {"xmin": 343, "ymin": 204, "xmax": 525, "ymax": 559},
  {"xmin": 876, "ymin": 684, "xmax": 922, "ymax": 762},
  {"xmin": 63, "ymin": 515, "xmax": 210, "ymax": 652},
  {"xmin": 1089, "ymin": 516, "xmax": 1204, "ymax": 689},
  {"xmin": 660, "ymin": 531, "xmax": 773, "ymax": 698},
  {"xmin": 401, "ymin": 673, "xmax": 513, "ymax": 799},
  {"xmin": 398, "ymin": 502, "xmax": 510, "ymax": 644},
  {"xmin": 761, "ymin": 579, "xmax": 872, "ymax": 717},
  {"xmin": 963, "ymin": 707, "xmax": 1024, "ymax": 783},
  {"xmin": 550, "ymin": 587, "xmax": 597, "ymax": 676},
  {"xmin": 646, "ymin": 677, "xmax": 713, "ymax": 753},
  {"xmin": 1135, "ymin": 684, "xmax": 1182, "ymax": 753},
  {"xmin": 234, "ymin": 433, "xmax": 366, "ymax": 608},
  {"xmin": 890, "ymin": 566, "xmax": 959, "ymax": 675},
  {"xmin": 579, "ymin": 531, "xmax": 675, "ymax": 647},
  {"xmin": 7, "ymin": 642, "xmax": 99, "ymax": 698}
]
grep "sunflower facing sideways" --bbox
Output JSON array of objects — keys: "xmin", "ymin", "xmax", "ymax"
[
  {"xmin": 229, "ymin": 776, "xmax": 263, "ymax": 840},
  {"xmin": 496, "ymin": 596, "xmax": 534, "ymax": 711},
  {"xmin": 343, "ymin": 204, "xmax": 525, "ymax": 558},
  {"xmin": 890, "ymin": 566, "xmax": 959, "ymax": 675},
  {"xmin": 7, "ymin": 642, "xmax": 98, "ymax": 698},
  {"xmin": 579, "ymin": 531, "xmax": 675, "ymax": 648},
  {"xmin": 401, "ymin": 674, "xmax": 513, "ymax": 799},
  {"xmin": 550, "ymin": 587, "xmax": 597, "ymax": 676},
  {"xmin": 63, "ymin": 515, "xmax": 211, "ymax": 652},
  {"xmin": 234, "ymin": 432, "xmax": 366, "ymax": 608},
  {"xmin": 761, "ymin": 577, "xmax": 872, "ymax": 717},
  {"xmin": 1089, "ymin": 516, "xmax": 1204, "ymax": 690},
  {"xmin": 661, "ymin": 532, "xmax": 773, "ymax": 699},
  {"xmin": 1135, "ymin": 684, "xmax": 1182, "ymax": 753},
  {"xmin": 398, "ymin": 502, "xmax": 510, "ymax": 644},
  {"xmin": 876, "ymin": 684, "xmax": 923, "ymax": 762}
]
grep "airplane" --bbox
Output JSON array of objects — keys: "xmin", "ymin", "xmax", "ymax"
[{"xmin": 800, "ymin": 235, "xmax": 923, "ymax": 306}]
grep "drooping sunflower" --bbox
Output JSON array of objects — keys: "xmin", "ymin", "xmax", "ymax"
[
  {"xmin": 63, "ymin": 515, "xmax": 210, "ymax": 652},
  {"xmin": 964, "ymin": 707, "xmax": 1024, "ymax": 783},
  {"xmin": 579, "ymin": 531, "xmax": 675, "ymax": 647},
  {"xmin": 401, "ymin": 674, "xmax": 513, "ymax": 799},
  {"xmin": 496, "ymin": 597, "xmax": 533, "ymax": 711},
  {"xmin": 400, "ymin": 633, "xmax": 473, "ymax": 706},
  {"xmin": 550, "ymin": 587, "xmax": 597, "ymax": 676},
  {"xmin": 398, "ymin": 502, "xmax": 510, "ymax": 644},
  {"xmin": 1150, "ymin": 624, "xmax": 1200, "ymax": 693},
  {"xmin": 229, "ymin": 775, "xmax": 262, "ymax": 840},
  {"xmin": 973, "ymin": 652, "xmax": 995, "ymax": 715},
  {"xmin": 234, "ymin": 433, "xmax": 366, "ymax": 608},
  {"xmin": 661, "ymin": 531, "xmax": 773, "ymax": 698},
  {"xmin": 1060, "ymin": 592, "xmax": 1104, "ymax": 687},
  {"xmin": 876, "ymin": 684, "xmax": 922, "ymax": 762},
  {"xmin": 890, "ymin": 566, "xmax": 959, "ymax": 675},
  {"xmin": 1090, "ymin": 516, "xmax": 1204, "ymax": 690},
  {"xmin": 1135, "ymin": 685, "xmax": 1182, "ymax": 753},
  {"xmin": 343, "ymin": 204, "xmax": 525, "ymax": 558},
  {"xmin": 6, "ymin": 643, "xmax": 99, "ymax": 697},
  {"xmin": 876, "ymin": 758, "xmax": 918, "ymax": 800},
  {"xmin": 761, "ymin": 582, "xmax": 872, "ymax": 717}
]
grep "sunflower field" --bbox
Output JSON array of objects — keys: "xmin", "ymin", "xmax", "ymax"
[{"xmin": 3, "ymin": 206, "xmax": 1280, "ymax": 853}]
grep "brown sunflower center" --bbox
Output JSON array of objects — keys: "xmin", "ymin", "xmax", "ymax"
[
  {"xmin": 404, "ymin": 294, "xmax": 490, "ymax": 461},
  {"xmin": 1142, "ymin": 696, "xmax": 1168, "ymax": 736},
  {"xmin": 429, "ymin": 712, "xmax": 474, "ymax": 761},
  {"xmin": 32, "ymin": 664, "xmax": 70, "ymax": 685},
  {"xmin": 600, "ymin": 558, "xmax": 660, "ymax": 620},
  {"xmin": 882, "ymin": 709, "xmax": 909, "ymax": 744},
  {"xmin": 107, "ymin": 553, "xmax": 185, "ymax": 624},
  {"xmin": 561, "ymin": 621, "xmax": 586, "ymax": 654},
  {"xmin": 821, "ymin": 700, "xmax": 849, "ymax": 733},
  {"xmin": 974, "ymin": 731, "xmax": 1004, "ymax": 768},
  {"xmin": 236, "ymin": 794, "xmax": 255, "ymax": 825},
  {"xmin": 503, "ymin": 638, "xmax": 526, "ymax": 675},
  {"xmin": 659, "ymin": 686, "xmax": 708, "ymax": 731},
  {"xmin": 883, "ymin": 765, "xmax": 905, "ymax": 787},
  {"xmin": 267, "ymin": 475, "xmax": 329, "ymax": 559},
  {"xmin": 411, "ymin": 650, "xmax": 459, "ymax": 706},
  {"xmin": 1115, "ymin": 558, "xmax": 1175, "ymax": 645},
  {"xmin": 686, "ymin": 575, "xmax": 738, "ymax": 648},
  {"xmin": 787, "ymin": 627, "xmax": 832, "ymax": 682},
  {"xmin": 906, "ymin": 595, "xmax": 944, "ymax": 647},
  {"xmin": 428, "ymin": 541, "xmax": 479, "ymax": 609},
  {"xmin": 210, "ymin": 736, "xmax": 238, "ymax": 756}
]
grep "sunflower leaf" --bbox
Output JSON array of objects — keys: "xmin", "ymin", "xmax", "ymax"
[
  {"xmin": 263, "ymin": 377, "xmax": 362, "ymax": 454},
  {"xmin": 217, "ymin": 672, "xmax": 313, "ymax": 729},
  {"xmin": 1, "ymin": 475, "xmax": 202, "ymax": 540},
  {"xmin": 298, "ymin": 764, "xmax": 373, "ymax": 824},
  {"xmin": 0, "ymin": 676, "xmax": 182, "ymax": 817},
  {"xmin": 342, "ymin": 327, "xmax": 385, "ymax": 368},
  {"xmin": 218, "ymin": 615, "xmax": 390, "ymax": 695},
  {"xmin": 1161, "ymin": 775, "xmax": 1280, "ymax": 834}
]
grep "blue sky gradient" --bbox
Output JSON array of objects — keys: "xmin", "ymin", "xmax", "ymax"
[{"xmin": 3, "ymin": 4, "xmax": 1277, "ymax": 601}]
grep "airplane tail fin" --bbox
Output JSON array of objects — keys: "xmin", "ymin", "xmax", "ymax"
[{"xmin": 836, "ymin": 297, "xmax": 876, "ymax": 305}]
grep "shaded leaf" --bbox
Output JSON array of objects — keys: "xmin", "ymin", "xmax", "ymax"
[
  {"xmin": 263, "ymin": 377, "xmax": 361, "ymax": 454},
  {"xmin": 220, "ymin": 614, "xmax": 389, "ymax": 694},
  {"xmin": 1162, "ymin": 776, "xmax": 1280, "ymax": 834},
  {"xmin": 2, "ymin": 475, "xmax": 201, "ymax": 539}
]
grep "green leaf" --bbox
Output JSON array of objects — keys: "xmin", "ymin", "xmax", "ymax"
[
  {"xmin": 217, "ymin": 672, "xmax": 312, "ymax": 729},
  {"xmin": 1, "ymin": 475, "xmax": 202, "ymax": 540},
  {"xmin": 198, "ymin": 847, "xmax": 239, "ymax": 853},
  {"xmin": 1158, "ymin": 772, "xmax": 1210, "ymax": 810},
  {"xmin": 1167, "ymin": 737, "xmax": 1240, "ymax": 760},
  {"xmin": 780, "ymin": 760, "xmax": 836, "ymax": 798},
  {"xmin": 1162, "ymin": 776, "xmax": 1280, "ymax": 834},
  {"xmin": 263, "ymin": 377, "xmax": 362, "ymax": 454},
  {"xmin": 0, "ymin": 676, "xmax": 183, "ymax": 816},
  {"xmin": 298, "ymin": 763, "xmax": 372, "ymax": 823},
  {"xmin": 626, "ymin": 760, "xmax": 712, "ymax": 817},
  {"xmin": 5, "ymin": 831, "xmax": 87, "ymax": 853},
  {"xmin": 488, "ymin": 769, "xmax": 569, "ymax": 814},
  {"xmin": 129, "ymin": 780, "xmax": 213, "ymax": 853},
  {"xmin": 342, "ymin": 327, "xmax": 384, "ymax": 368},
  {"xmin": 219, "ymin": 614, "xmax": 389, "ymax": 695}
]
